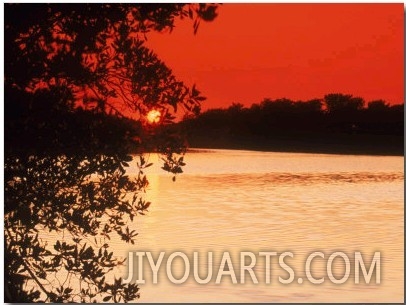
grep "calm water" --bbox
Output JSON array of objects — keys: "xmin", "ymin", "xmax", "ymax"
[{"xmin": 112, "ymin": 149, "xmax": 403, "ymax": 302}]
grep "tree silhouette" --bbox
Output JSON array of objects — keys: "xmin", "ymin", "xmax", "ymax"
[
  {"xmin": 324, "ymin": 93, "xmax": 365, "ymax": 114},
  {"xmin": 180, "ymin": 94, "xmax": 403, "ymax": 154},
  {"xmin": 4, "ymin": 3, "xmax": 218, "ymax": 302},
  {"xmin": 368, "ymin": 100, "xmax": 390, "ymax": 112}
]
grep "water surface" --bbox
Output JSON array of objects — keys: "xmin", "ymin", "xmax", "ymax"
[{"xmin": 114, "ymin": 149, "xmax": 404, "ymax": 302}]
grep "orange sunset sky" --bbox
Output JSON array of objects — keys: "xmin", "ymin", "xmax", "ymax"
[{"xmin": 145, "ymin": 3, "xmax": 404, "ymax": 110}]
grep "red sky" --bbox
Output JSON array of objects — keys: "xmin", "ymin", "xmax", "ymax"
[{"xmin": 145, "ymin": 3, "xmax": 404, "ymax": 110}]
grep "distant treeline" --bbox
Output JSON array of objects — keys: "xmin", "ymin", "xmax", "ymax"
[{"xmin": 179, "ymin": 93, "xmax": 404, "ymax": 155}]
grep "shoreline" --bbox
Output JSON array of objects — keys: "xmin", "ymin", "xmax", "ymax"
[
  {"xmin": 187, "ymin": 145, "xmax": 404, "ymax": 157},
  {"xmin": 186, "ymin": 134, "xmax": 404, "ymax": 157}
]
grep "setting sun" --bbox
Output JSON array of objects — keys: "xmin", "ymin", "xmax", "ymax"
[{"xmin": 146, "ymin": 109, "xmax": 161, "ymax": 124}]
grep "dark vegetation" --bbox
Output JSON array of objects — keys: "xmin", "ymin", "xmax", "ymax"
[
  {"xmin": 181, "ymin": 94, "xmax": 403, "ymax": 155},
  {"xmin": 4, "ymin": 3, "xmax": 217, "ymax": 302}
]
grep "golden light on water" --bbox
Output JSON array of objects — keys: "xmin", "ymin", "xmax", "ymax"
[{"xmin": 147, "ymin": 109, "xmax": 161, "ymax": 124}]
